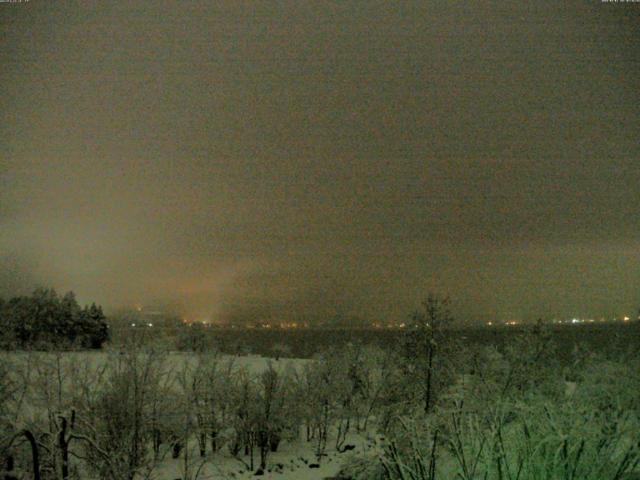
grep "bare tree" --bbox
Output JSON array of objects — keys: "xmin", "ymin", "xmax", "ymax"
[
  {"xmin": 406, "ymin": 294, "xmax": 453, "ymax": 414},
  {"xmin": 72, "ymin": 349, "xmax": 170, "ymax": 480}
]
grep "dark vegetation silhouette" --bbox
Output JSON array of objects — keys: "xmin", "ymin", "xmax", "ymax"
[
  {"xmin": 403, "ymin": 294, "xmax": 454, "ymax": 414},
  {"xmin": 0, "ymin": 289, "xmax": 108, "ymax": 350}
]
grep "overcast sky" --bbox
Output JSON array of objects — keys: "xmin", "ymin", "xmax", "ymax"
[{"xmin": 1, "ymin": 1, "xmax": 639, "ymax": 324}]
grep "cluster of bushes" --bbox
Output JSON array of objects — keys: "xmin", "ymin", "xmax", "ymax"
[
  {"xmin": 0, "ymin": 338, "xmax": 410, "ymax": 479},
  {"xmin": 0, "ymin": 289, "xmax": 109, "ymax": 350},
  {"xmin": 342, "ymin": 318, "xmax": 640, "ymax": 479},
  {"xmin": 1, "ymin": 294, "xmax": 638, "ymax": 479}
]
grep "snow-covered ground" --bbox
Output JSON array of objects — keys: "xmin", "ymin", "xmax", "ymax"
[
  {"xmin": 152, "ymin": 429, "xmax": 378, "ymax": 480},
  {"xmin": 1, "ymin": 351, "xmax": 377, "ymax": 479}
]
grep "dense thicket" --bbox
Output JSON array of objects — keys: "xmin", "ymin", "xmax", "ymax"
[
  {"xmin": 0, "ymin": 288, "xmax": 109, "ymax": 349},
  {"xmin": 0, "ymin": 295, "xmax": 638, "ymax": 479}
]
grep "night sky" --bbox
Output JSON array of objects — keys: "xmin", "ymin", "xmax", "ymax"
[{"xmin": 1, "ymin": 1, "xmax": 639, "ymax": 324}]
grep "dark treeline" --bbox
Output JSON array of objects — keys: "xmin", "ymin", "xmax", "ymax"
[
  {"xmin": 108, "ymin": 317, "xmax": 640, "ymax": 363},
  {"xmin": 0, "ymin": 288, "xmax": 109, "ymax": 350}
]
